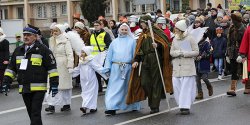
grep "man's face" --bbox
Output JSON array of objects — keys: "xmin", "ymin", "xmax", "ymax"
[
  {"xmin": 211, "ymin": 10, "xmax": 217, "ymax": 16},
  {"xmin": 23, "ymin": 33, "xmax": 36, "ymax": 46},
  {"xmin": 94, "ymin": 23, "xmax": 101, "ymax": 31},
  {"xmin": 157, "ymin": 23, "xmax": 163, "ymax": 29},
  {"xmin": 16, "ymin": 36, "xmax": 21, "ymax": 41},
  {"xmin": 140, "ymin": 22, "xmax": 148, "ymax": 30}
]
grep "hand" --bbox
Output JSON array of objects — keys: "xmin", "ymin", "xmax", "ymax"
[
  {"xmin": 236, "ymin": 56, "xmax": 243, "ymax": 63},
  {"xmin": 196, "ymin": 56, "xmax": 202, "ymax": 61},
  {"xmin": 226, "ymin": 56, "xmax": 230, "ymax": 64},
  {"xmin": 152, "ymin": 43, "xmax": 158, "ymax": 48},
  {"xmin": 68, "ymin": 68, "xmax": 74, "ymax": 74},
  {"xmin": 49, "ymin": 86, "xmax": 58, "ymax": 97},
  {"xmin": 132, "ymin": 62, "xmax": 139, "ymax": 68},
  {"xmin": 242, "ymin": 57, "xmax": 247, "ymax": 63},
  {"xmin": 178, "ymin": 51, "xmax": 184, "ymax": 57},
  {"xmin": 1, "ymin": 84, "xmax": 10, "ymax": 96},
  {"xmin": 3, "ymin": 61, "xmax": 9, "ymax": 65}
]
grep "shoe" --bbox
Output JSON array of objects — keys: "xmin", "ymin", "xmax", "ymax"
[
  {"xmin": 218, "ymin": 75, "xmax": 222, "ymax": 80},
  {"xmin": 105, "ymin": 110, "xmax": 116, "ymax": 116},
  {"xmin": 61, "ymin": 105, "xmax": 71, "ymax": 112},
  {"xmin": 207, "ymin": 85, "xmax": 213, "ymax": 96},
  {"xmin": 90, "ymin": 109, "xmax": 97, "ymax": 113},
  {"xmin": 45, "ymin": 105, "xmax": 55, "ymax": 113},
  {"xmin": 195, "ymin": 92, "xmax": 203, "ymax": 100},
  {"xmin": 80, "ymin": 107, "xmax": 87, "ymax": 115},
  {"xmin": 227, "ymin": 91, "xmax": 236, "ymax": 96},
  {"xmin": 150, "ymin": 108, "xmax": 159, "ymax": 114},
  {"xmin": 180, "ymin": 108, "xmax": 190, "ymax": 115}
]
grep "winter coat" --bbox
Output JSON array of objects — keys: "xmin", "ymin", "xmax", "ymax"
[
  {"xmin": 196, "ymin": 40, "xmax": 211, "ymax": 73},
  {"xmin": 205, "ymin": 15, "xmax": 217, "ymax": 40},
  {"xmin": 227, "ymin": 24, "xmax": 246, "ymax": 59},
  {"xmin": 170, "ymin": 34, "xmax": 199, "ymax": 77},
  {"xmin": 212, "ymin": 36, "xmax": 227, "ymax": 58},
  {"xmin": 239, "ymin": 26, "xmax": 250, "ymax": 71},
  {"xmin": 49, "ymin": 34, "xmax": 74, "ymax": 89},
  {"xmin": 0, "ymin": 39, "xmax": 9, "ymax": 69}
]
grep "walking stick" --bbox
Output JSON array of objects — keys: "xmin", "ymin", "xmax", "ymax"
[{"xmin": 147, "ymin": 20, "xmax": 171, "ymax": 111}]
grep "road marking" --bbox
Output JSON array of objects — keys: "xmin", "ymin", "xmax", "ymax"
[{"xmin": 114, "ymin": 88, "xmax": 244, "ymax": 125}]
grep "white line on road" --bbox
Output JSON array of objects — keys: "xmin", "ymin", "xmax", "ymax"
[{"xmin": 114, "ymin": 88, "xmax": 244, "ymax": 125}]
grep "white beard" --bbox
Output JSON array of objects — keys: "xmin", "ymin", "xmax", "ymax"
[{"xmin": 0, "ymin": 34, "xmax": 6, "ymax": 42}]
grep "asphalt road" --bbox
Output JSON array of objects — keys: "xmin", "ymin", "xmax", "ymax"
[{"xmin": 0, "ymin": 73, "xmax": 249, "ymax": 125}]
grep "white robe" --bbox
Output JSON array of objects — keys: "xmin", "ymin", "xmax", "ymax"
[
  {"xmin": 172, "ymin": 76, "xmax": 196, "ymax": 109},
  {"xmin": 72, "ymin": 56, "xmax": 103, "ymax": 109}
]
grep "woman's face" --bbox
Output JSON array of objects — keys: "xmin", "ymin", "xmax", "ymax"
[
  {"xmin": 109, "ymin": 21, "xmax": 114, "ymax": 28},
  {"xmin": 174, "ymin": 27, "xmax": 182, "ymax": 35},
  {"xmin": 119, "ymin": 25, "xmax": 128, "ymax": 35},
  {"xmin": 194, "ymin": 21, "xmax": 201, "ymax": 28},
  {"xmin": 52, "ymin": 28, "xmax": 61, "ymax": 36},
  {"xmin": 74, "ymin": 26, "xmax": 82, "ymax": 33}
]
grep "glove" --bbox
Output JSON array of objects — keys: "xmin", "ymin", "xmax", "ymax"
[
  {"xmin": 1, "ymin": 84, "xmax": 9, "ymax": 96},
  {"xmin": 49, "ymin": 85, "xmax": 58, "ymax": 97},
  {"xmin": 236, "ymin": 56, "xmax": 243, "ymax": 63},
  {"xmin": 226, "ymin": 56, "xmax": 230, "ymax": 64},
  {"xmin": 68, "ymin": 68, "xmax": 74, "ymax": 74}
]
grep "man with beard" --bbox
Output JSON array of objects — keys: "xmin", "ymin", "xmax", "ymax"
[{"xmin": 127, "ymin": 15, "xmax": 173, "ymax": 114}]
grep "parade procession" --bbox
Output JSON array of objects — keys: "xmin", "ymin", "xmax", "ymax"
[{"xmin": 1, "ymin": 0, "xmax": 250, "ymax": 125}]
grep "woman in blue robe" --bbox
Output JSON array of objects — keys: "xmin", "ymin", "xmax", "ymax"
[{"xmin": 103, "ymin": 23, "xmax": 141, "ymax": 116}]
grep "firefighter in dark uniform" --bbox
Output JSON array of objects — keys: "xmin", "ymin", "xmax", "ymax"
[{"xmin": 1, "ymin": 26, "xmax": 59, "ymax": 125}]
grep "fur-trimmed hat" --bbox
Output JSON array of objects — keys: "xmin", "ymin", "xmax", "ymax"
[{"xmin": 231, "ymin": 12, "xmax": 242, "ymax": 22}]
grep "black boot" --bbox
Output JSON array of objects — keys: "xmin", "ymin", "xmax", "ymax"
[
  {"xmin": 61, "ymin": 105, "xmax": 71, "ymax": 112},
  {"xmin": 90, "ymin": 109, "xmax": 97, "ymax": 113},
  {"xmin": 150, "ymin": 108, "xmax": 159, "ymax": 114},
  {"xmin": 180, "ymin": 108, "xmax": 190, "ymax": 115},
  {"xmin": 80, "ymin": 107, "xmax": 87, "ymax": 115},
  {"xmin": 105, "ymin": 110, "xmax": 116, "ymax": 116},
  {"xmin": 45, "ymin": 105, "xmax": 55, "ymax": 113}
]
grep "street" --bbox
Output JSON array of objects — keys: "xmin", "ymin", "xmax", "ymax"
[{"xmin": 0, "ymin": 73, "xmax": 250, "ymax": 125}]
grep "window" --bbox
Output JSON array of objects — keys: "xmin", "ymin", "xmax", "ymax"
[
  {"xmin": 37, "ymin": 4, "xmax": 47, "ymax": 18},
  {"xmin": 105, "ymin": 1, "xmax": 111, "ymax": 14},
  {"xmin": 125, "ymin": 1, "xmax": 130, "ymax": 12},
  {"xmin": 51, "ymin": 4, "xmax": 57, "ymax": 17},
  {"xmin": 61, "ymin": 3, "xmax": 67, "ymax": 15},
  {"xmin": 173, "ymin": 1, "xmax": 179, "ymax": 11},
  {"xmin": 4, "ymin": 9, "xmax": 8, "ymax": 19},
  {"xmin": 17, "ymin": 7, "xmax": 24, "ymax": 19},
  {"xmin": 142, "ymin": 4, "xmax": 146, "ymax": 12}
]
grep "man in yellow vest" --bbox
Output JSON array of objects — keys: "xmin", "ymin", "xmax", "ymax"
[{"xmin": 90, "ymin": 20, "xmax": 112, "ymax": 92}]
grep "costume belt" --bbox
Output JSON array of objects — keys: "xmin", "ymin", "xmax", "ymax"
[{"xmin": 112, "ymin": 62, "xmax": 131, "ymax": 79}]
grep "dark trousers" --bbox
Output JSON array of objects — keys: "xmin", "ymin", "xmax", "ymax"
[
  {"xmin": 0, "ymin": 69, "xmax": 5, "ymax": 85},
  {"xmin": 196, "ymin": 73, "xmax": 211, "ymax": 92},
  {"xmin": 230, "ymin": 59, "xmax": 241, "ymax": 80},
  {"xmin": 96, "ymin": 72, "xmax": 109, "ymax": 92},
  {"xmin": 22, "ymin": 92, "xmax": 45, "ymax": 125}
]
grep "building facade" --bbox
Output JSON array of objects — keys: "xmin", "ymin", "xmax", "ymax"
[{"xmin": 0, "ymin": 0, "xmax": 232, "ymax": 29}]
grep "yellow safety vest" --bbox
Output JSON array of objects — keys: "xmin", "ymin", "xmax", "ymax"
[{"xmin": 90, "ymin": 32, "xmax": 106, "ymax": 55}]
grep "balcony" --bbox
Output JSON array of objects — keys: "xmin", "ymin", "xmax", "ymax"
[{"xmin": 0, "ymin": 0, "xmax": 24, "ymax": 5}]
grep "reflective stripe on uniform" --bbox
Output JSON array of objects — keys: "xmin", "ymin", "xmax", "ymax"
[
  {"xmin": 48, "ymin": 69, "xmax": 59, "ymax": 78},
  {"xmin": 19, "ymin": 85, "xmax": 23, "ymax": 93},
  {"xmin": 90, "ymin": 32, "xmax": 106, "ymax": 55},
  {"xmin": 4, "ymin": 69, "xmax": 15, "ymax": 79},
  {"xmin": 30, "ymin": 54, "xmax": 43, "ymax": 66},
  {"xmin": 30, "ymin": 83, "xmax": 47, "ymax": 91},
  {"xmin": 16, "ymin": 56, "xmax": 24, "ymax": 64}
]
